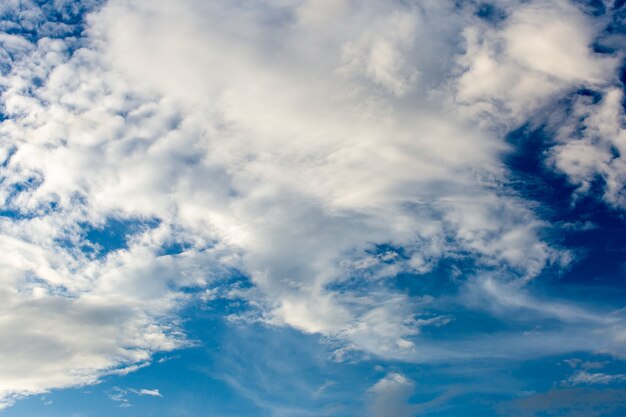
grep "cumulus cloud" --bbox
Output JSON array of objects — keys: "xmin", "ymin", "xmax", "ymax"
[
  {"xmin": 368, "ymin": 373, "xmax": 416, "ymax": 417},
  {"xmin": 0, "ymin": 0, "xmax": 623, "ymax": 409}
]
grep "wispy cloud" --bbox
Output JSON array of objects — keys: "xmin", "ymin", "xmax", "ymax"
[
  {"xmin": 107, "ymin": 387, "xmax": 163, "ymax": 408},
  {"xmin": 566, "ymin": 371, "xmax": 626, "ymax": 386}
]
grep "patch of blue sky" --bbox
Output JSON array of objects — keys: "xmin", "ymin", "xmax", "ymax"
[
  {"xmin": 0, "ymin": 178, "xmax": 51, "ymax": 219},
  {"xmin": 80, "ymin": 216, "xmax": 161, "ymax": 256},
  {"xmin": 156, "ymin": 240, "xmax": 190, "ymax": 257},
  {"xmin": 573, "ymin": 0, "xmax": 608, "ymax": 16},
  {"xmin": 474, "ymin": 3, "xmax": 508, "ymax": 23}
]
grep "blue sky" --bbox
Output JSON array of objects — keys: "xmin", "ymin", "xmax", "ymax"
[{"xmin": 0, "ymin": 0, "xmax": 625, "ymax": 416}]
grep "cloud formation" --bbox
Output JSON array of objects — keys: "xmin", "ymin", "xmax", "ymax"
[
  {"xmin": 368, "ymin": 373, "xmax": 416, "ymax": 417},
  {"xmin": 107, "ymin": 387, "xmax": 163, "ymax": 408},
  {"xmin": 0, "ymin": 0, "xmax": 624, "ymax": 409}
]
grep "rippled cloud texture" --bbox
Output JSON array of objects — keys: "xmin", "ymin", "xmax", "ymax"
[{"xmin": 0, "ymin": 0, "xmax": 625, "ymax": 415}]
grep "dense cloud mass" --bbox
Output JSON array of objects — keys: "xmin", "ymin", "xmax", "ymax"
[{"xmin": 0, "ymin": 0, "xmax": 624, "ymax": 411}]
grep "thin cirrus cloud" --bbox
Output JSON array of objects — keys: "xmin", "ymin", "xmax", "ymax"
[{"xmin": 0, "ymin": 0, "xmax": 624, "ymax": 412}]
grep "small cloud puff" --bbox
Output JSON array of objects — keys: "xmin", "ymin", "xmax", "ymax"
[{"xmin": 107, "ymin": 387, "xmax": 163, "ymax": 408}]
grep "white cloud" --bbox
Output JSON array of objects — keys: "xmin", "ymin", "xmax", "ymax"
[
  {"xmin": 567, "ymin": 371, "xmax": 626, "ymax": 386},
  {"xmin": 454, "ymin": 0, "xmax": 618, "ymax": 128},
  {"xmin": 549, "ymin": 87, "xmax": 626, "ymax": 208},
  {"xmin": 134, "ymin": 388, "xmax": 163, "ymax": 397},
  {"xmin": 368, "ymin": 373, "xmax": 416, "ymax": 417},
  {"xmin": 107, "ymin": 387, "xmax": 163, "ymax": 408},
  {"xmin": 29, "ymin": 0, "xmax": 545, "ymax": 343}
]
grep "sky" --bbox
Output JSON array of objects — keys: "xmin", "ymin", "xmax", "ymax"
[{"xmin": 0, "ymin": 0, "xmax": 625, "ymax": 416}]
